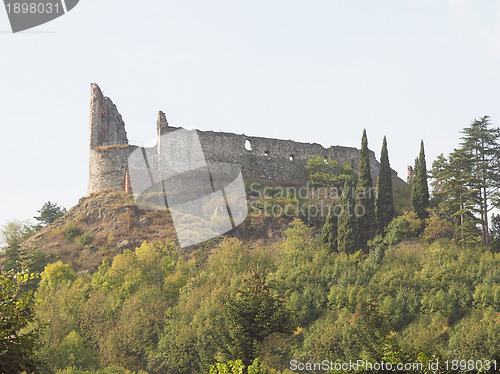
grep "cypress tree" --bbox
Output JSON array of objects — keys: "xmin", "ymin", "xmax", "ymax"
[
  {"xmin": 321, "ymin": 202, "xmax": 338, "ymax": 252},
  {"xmin": 355, "ymin": 129, "xmax": 376, "ymax": 249},
  {"xmin": 375, "ymin": 136, "xmax": 394, "ymax": 232},
  {"xmin": 411, "ymin": 140, "xmax": 430, "ymax": 219},
  {"xmin": 338, "ymin": 177, "xmax": 357, "ymax": 253},
  {"xmin": 411, "ymin": 156, "xmax": 419, "ymax": 208}
]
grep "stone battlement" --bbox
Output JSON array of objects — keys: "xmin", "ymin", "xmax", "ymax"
[{"xmin": 87, "ymin": 83, "xmax": 404, "ymax": 195}]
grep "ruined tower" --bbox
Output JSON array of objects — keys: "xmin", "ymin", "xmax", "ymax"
[
  {"xmin": 87, "ymin": 83, "xmax": 406, "ymax": 196},
  {"xmin": 87, "ymin": 83, "xmax": 137, "ymax": 195}
]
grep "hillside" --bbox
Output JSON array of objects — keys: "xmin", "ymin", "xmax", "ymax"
[
  {"xmin": 22, "ymin": 191, "xmax": 179, "ymax": 272},
  {"xmin": 29, "ymin": 219, "xmax": 499, "ymax": 374},
  {"xmin": 21, "ymin": 187, "xmax": 300, "ymax": 273},
  {"xmin": 8, "ymin": 180, "xmax": 498, "ymax": 374}
]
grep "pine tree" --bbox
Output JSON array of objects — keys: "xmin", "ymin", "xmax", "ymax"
[
  {"xmin": 355, "ymin": 129, "xmax": 376, "ymax": 249},
  {"xmin": 375, "ymin": 136, "xmax": 394, "ymax": 233},
  {"xmin": 412, "ymin": 140, "xmax": 430, "ymax": 220},
  {"xmin": 460, "ymin": 116, "xmax": 500, "ymax": 245},
  {"xmin": 430, "ymin": 149, "xmax": 482, "ymax": 246},
  {"xmin": 34, "ymin": 201, "xmax": 66, "ymax": 229},
  {"xmin": 321, "ymin": 202, "xmax": 338, "ymax": 252},
  {"xmin": 338, "ymin": 177, "xmax": 357, "ymax": 253}
]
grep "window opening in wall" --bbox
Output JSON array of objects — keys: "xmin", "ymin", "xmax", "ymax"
[
  {"xmin": 264, "ymin": 150, "xmax": 269, "ymax": 157},
  {"xmin": 290, "ymin": 155, "xmax": 294, "ymax": 161},
  {"xmin": 245, "ymin": 139, "xmax": 252, "ymax": 151}
]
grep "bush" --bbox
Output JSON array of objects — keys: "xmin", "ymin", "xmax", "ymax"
[
  {"xmin": 210, "ymin": 358, "xmax": 271, "ymax": 374},
  {"xmin": 62, "ymin": 223, "xmax": 83, "ymax": 243},
  {"xmin": 77, "ymin": 233, "xmax": 93, "ymax": 247},
  {"xmin": 383, "ymin": 211, "xmax": 423, "ymax": 246},
  {"xmin": 422, "ymin": 215, "xmax": 454, "ymax": 243}
]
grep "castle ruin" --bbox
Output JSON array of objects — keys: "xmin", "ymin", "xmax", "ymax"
[{"xmin": 87, "ymin": 83, "xmax": 405, "ymax": 195}]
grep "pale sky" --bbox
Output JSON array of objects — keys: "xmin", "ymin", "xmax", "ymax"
[{"xmin": 2, "ymin": 0, "xmax": 500, "ymax": 228}]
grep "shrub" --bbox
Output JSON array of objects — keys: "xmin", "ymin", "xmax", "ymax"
[
  {"xmin": 77, "ymin": 233, "xmax": 93, "ymax": 247},
  {"xmin": 62, "ymin": 223, "xmax": 83, "ymax": 243},
  {"xmin": 422, "ymin": 215, "xmax": 454, "ymax": 243},
  {"xmin": 209, "ymin": 358, "xmax": 271, "ymax": 374},
  {"xmin": 383, "ymin": 211, "xmax": 423, "ymax": 246}
]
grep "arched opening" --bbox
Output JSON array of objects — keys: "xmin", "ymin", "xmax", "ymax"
[
  {"xmin": 245, "ymin": 139, "xmax": 252, "ymax": 151},
  {"xmin": 264, "ymin": 150, "xmax": 269, "ymax": 157},
  {"xmin": 290, "ymin": 155, "xmax": 294, "ymax": 161}
]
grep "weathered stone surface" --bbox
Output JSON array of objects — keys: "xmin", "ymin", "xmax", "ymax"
[
  {"xmin": 89, "ymin": 83, "xmax": 128, "ymax": 148},
  {"xmin": 87, "ymin": 83, "xmax": 405, "ymax": 195}
]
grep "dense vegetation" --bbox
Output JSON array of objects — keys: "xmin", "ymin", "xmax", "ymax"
[
  {"xmin": 7, "ymin": 221, "xmax": 498, "ymax": 373},
  {"xmin": 1, "ymin": 120, "xmax": 499, "ymax": 373}
]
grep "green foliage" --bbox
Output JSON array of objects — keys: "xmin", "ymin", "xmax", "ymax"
[
  {"xmin": 38, "ymin": 261, "xmax": 77, "ymax": 289},
  {"xmin": 59, "ymin": 223, "xmax": 83, "ymax": 243},
  {"xmin": 355, "ymin": 129, "xmax": 376, "ymax": 249},
  {"xmin": 393, "ymin": 179, "xmax": 412, "ymax": 215},
  {"xmin": 460, "ymin": 116, "xmax": 500, "ymax": 245},
  {"xmin": 337, "ymin": 177, "xmax": 358, "ymax": 253},
  {"xmin": 55, "ymin": 367, "xmax": 147, "ymax": 374},
  {"xmin": 34, "ymin": 201, "xmax": 67, "ymax": 229},
  {"xmin": 306, "ymin": 155, "xmax": 356, "ymax": 189},
  {"xmin": 209, "ymin": 360, "xmax": 245, "ymax": 374},
  {"xmin": 274, "ymin": 219, "xmax": 332, "ymax": 326},
  {"xmin": 490, "ymin": 214, "xmax": 500, "ymax": 252},
  {"xmin": 209, "ymin": 358, "xmax": 271, "ymax": 374},
  {"xmin": 430, "ymin": 149, "xmax": 482, "ymax": 246},
  {"xmin": 51, "ymin": 331, "xmax": 97, "ymax": 370},
  {"xmin": 34, "ymin": 240, "xmax": 183, "ymax": 372},
  {"xmin": 412, "ymin": 140, "xmax": 430, "ymax": 220},
  {"xmin": 304, "ymin": 300, "xmax": 389, "ymax": 362},
  {"xmin": 430, "ymin": 116, "xmax": 500, "ymax": 246},
  {"xmin": 77, "ymin": 233, "xmax": 93, "ymax": 247},
  {"xmin": 383, "ymin": 211, "xmax": 423, "ymax": 247},
  {"xmin": 0, "ymin": 270, "xmax": 44, "ymax": 374},
  {"xmin": 375, "ymin": 136, "xmax": 394, "ymax": 233},
  {"xmin": 29, "ymin": 226, "xmax": 500, "ymax": 373},
  {"xmin": 0, "ymin": 219, "xmax": 36, "ymax": 249},
  {"xmin": 224, "ymin": 272, "xmax": 293, "ymax": 367},
  {"xmin": 321, "ymin": 202, "xmax": 338, "ymax": 252},
  {"xmin": 448, "ymin": 308, "xmax": 499, "ymax": 360},
  {"xmin": 421, "ymin": 213, "xmax": 454, "ymax": 243}
]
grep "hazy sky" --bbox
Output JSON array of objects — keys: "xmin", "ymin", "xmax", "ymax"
[{"xmin": 1, "ymin": 0, "xmax": 500, "ymax": 228}]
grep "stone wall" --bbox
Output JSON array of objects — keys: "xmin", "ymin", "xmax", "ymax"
[
  {"xmin": 89, "ymin": 83, "xmax": 128, "ymax": 148},
  {"xmin": 88, "ymin": 83, "xmax": 404, "ymax": 195},
  {"xmin": 162, "ymin": 126, "xmax": 392, "ymax": 184}
]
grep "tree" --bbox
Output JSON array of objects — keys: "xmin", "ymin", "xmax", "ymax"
[
  {"xmin": 337, "ymin": 177, "xmax": 358, "ymax": 253},
  {"xmin": 412, "ymin": 140, "xmax": 430, "ymax": 220},
  {"xmin": 460, "ymin": 116, "xmax": 500, "ymax": 245},
  {"xmin": 355, "ymin": 129, "xmax": 375, "ymax": 249},
  {"xmin": 224, "ymin": 272, "xmax": 292, "ymax": 368},
  {"xmin": 375, "ymin": 136, "xmax": 394, "ymax": 233},
  {"xmin": 0, "ymin": 220, "xmax": 36, "ymax": 249},
  {"xmin": 0, "ymin": 270, "xmax": 44, "ymax": 373},
  {"xmin": 490, "ymin": 214, "xmax": 500, "ymax": 252},
  {"xmin": 34, "ymin": 201, "xmax": 66, "ymax": 229},
  {"xmin": 430, "ymin": 149, "xmax": 482, "ymax": 246},
  {"xmin": 321, "ymin": 202, "xmax": 338, "ymax": 252},
  {"xmin": 0, "ymin": 220, "xmax": 37, "ymax": 273},
  {"xmin": 306, "ymin": 155, "xmax": 356, "ymax": 189}
]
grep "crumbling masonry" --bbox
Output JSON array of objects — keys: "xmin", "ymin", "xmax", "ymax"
[{"xmin": 87, "ymin": 83, "xmax": 405, "ymax": 195}]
